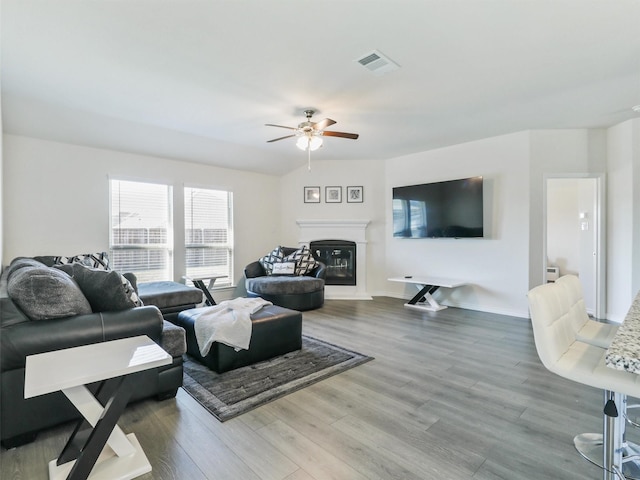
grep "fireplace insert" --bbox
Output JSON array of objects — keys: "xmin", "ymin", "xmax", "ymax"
[{"xmin": 310, "ymin": 240, "xmax": 356, "ymax": 286}]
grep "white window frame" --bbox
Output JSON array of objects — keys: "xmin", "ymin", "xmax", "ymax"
[
  {"xmin": 109, "ymin": 178, "xmax": 174, "ymax": 282},
  {"xmin": 184, "ymin": 185, "xmax": 234, "ymax": 287}
]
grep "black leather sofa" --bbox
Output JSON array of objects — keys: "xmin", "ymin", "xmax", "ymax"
[
  {"xmin": 244, "ymin": 247, "xmax": 326, "ymax": 311},
  {"xmin": 0, "ymin": 258, "xmax": 185, "ymax": 448}
]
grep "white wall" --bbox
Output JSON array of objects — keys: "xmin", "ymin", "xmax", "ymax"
[
  {"xmin": 546, "ymin": 179, "xmax": 581, "ymax": 276},
  {"xmin": 528, "ymin": 129, "xmax": 607, "ymax": 290},
  {"xmin": 0, "ymin": 12, "xmax": 4, "ymax": 268},
  {"xmin": 606, "ymin": 120, "xmax": 639, "ymax": 321},
  {"xmin": 380, "ymin": 129, "xmax": 608, "ymax": 318},
  {"xmin": 384, "ymin": 131, "xmax": 531, "ymax": 317},
  {"xmin": 279, "ymin": 158, "xmax": 386, "ymax": 295},
  {"xmin": 0, "ymin": 90, "xmax": 3, "ymax": 269},
  {"xmin": 2, "ymin": 134, "xmax": 282, "ymax": 292},
  {"xmin": 4, "ymin": 123, "xmax": 639, "ymax": 320}
]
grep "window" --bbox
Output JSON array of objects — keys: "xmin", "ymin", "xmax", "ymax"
[
  {"xmin": 184, "ymin": 186, "xmax": 233, "ymax": 286},
  {"xmin": 110, "ymin": 179, "xmax": 173, "ymax": 282}
]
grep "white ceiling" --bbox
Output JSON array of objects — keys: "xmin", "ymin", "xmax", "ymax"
[{"xmin": 2, "ymin": 0, "xmax": 640, "ymax": 175}]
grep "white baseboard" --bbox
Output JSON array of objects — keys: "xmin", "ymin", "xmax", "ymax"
[{"xmin": 325, "ymin": 293, "xmax": 373, "ymax": 300}]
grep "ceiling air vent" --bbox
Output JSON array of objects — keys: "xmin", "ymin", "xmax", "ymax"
[{"xmin": 356, "ymin": 50, "xmax": 400, "ymax": 76}]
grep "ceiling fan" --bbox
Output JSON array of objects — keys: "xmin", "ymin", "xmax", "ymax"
[{"xmin": 265, "ymin": 110, "xmax": 359, "ymax": 169}]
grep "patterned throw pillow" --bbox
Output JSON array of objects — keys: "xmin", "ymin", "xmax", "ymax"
[
  {"xmin": 35, "ymin": 252, "xmax": 110, "ymax": 270},
  {"xmin": 259, "ymin": 246, "xmax": 284, "ymax": 275},
  {"xmin": 271, "ymin": 262, "xmax": 296, "ymax": 276},
  {"xmin": 60, "ymin": 252, "xmax": 110, "ymax": 270},
  {"xmin": 284, "ymin": 245, "xmax": 319, "ymax": 276}
]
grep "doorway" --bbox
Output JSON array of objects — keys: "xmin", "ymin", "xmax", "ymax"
[{"xmin": 544, "ymin": 175, "xmax": 605, "ymax": 318}]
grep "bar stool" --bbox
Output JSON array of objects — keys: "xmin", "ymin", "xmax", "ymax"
[
  {"xmin": 528, "ymin": 281, "xmax": 640, "ymax": 480},
  {"xmin": 555, "ymin": 276, "xmax": 640, "ymax": 429},
  {"xmin": 555, "ymin": 275, "xmax": 618, "ymax": 348}
]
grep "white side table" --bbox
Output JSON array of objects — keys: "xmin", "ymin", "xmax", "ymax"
[
  {"xmin": 25, "ymin": 336, "xmax": 171, "ymax": 480},
  {"xmin": 388, "ymin": 276, "xmax": 467, "ymax": 311}
]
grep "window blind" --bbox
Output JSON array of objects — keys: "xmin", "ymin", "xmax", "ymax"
[
  {"xmin": 110, "ymin": 179, "xmax": 173, "ymax": 282},
  {"xmin": 184, "ymin": 187, "xmax": 233, "ymax": 286}
]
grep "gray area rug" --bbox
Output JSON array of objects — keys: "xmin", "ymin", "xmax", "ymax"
[{"xmin": 181, "ymin": 335, "xmax": 373, "ymax": 422}]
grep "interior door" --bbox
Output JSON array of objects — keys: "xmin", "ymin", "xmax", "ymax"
[{"xmin": 545, "ymin": 175, "xmax": 605, "ymax": 318}]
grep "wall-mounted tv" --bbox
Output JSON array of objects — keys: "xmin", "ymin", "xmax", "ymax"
[{"xmin": 393, "ymin": 176, "xmax": 484, "ymax": 238}]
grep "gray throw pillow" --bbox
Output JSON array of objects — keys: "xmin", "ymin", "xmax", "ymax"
[
  {"xmin": 54, "ymin": 263, "xmax": 143, "ymax": 312},
  {"xmin": 7, "ymin": 266, "xmax": 92, "ymax": 321},
  {"xmin": 5, "ymin": 257, "xmax": 46, "ymax": 279}
]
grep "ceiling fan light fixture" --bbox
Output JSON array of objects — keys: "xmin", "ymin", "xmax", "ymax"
[
  {"xmin": 296, "ymin": 135, "xmax": 323, "ymax": 151},
  {"xmin": 266, "ymin": 110, "xmax": 355, "ymax": 169}
]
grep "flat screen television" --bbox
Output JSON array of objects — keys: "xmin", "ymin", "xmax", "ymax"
[{"xmin": 393, "ymin": 176, "xmax": 484, "ymax": 238}]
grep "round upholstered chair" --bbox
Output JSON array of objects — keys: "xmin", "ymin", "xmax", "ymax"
[{"xmin": 244, "ymin": 246, "xmax": 326, "ymax": 311}]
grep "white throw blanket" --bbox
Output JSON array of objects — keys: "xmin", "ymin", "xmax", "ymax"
[{"xmin": 193, "ymin": 297, "xmax": 272, "ymax": 356}]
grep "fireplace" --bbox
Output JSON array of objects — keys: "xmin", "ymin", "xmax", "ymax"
[
  {"xmin": 310, "ymin": 240, "xmax": 356, "ymax": 286},
  {"xmin": 296, "ymin": 219, "xmax": 371, "ymax": 300}
]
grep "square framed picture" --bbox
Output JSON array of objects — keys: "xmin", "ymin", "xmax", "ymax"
[
  {"xmin": 325, "ymin": 186, "xmax": 342, "ymax": 203},
  {"xmin": 347, "ymin": 186, "xmax": 364, "ymax": 203},
  {"xmin": 304, "ymin": 186, "xmax": 321, "ymax": 203}
]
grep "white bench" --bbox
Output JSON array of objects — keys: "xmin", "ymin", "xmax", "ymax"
[{"xmin": 388, "ymin": 276, "xmax": 467, "ymax": 312}]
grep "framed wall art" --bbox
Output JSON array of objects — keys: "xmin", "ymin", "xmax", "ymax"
[
  {"xmin": 304, "ymin": 186, "xmax": 320, "ymax": 203},
  {"xmin": 347, "ymin": 186, "xmax": 364, "ymax": 203},
  {"xmin": 325, "ymin": 186, "xmax": 342, "ymax": 203}
]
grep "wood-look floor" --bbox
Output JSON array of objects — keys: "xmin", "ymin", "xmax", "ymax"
[{"xmin": 1, "ymin": 296, "xmax": 626, "ymax": 479}]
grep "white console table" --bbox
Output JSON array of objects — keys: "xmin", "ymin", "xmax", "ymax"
[
  {"xmin": 388, "ymin": 276, "xmax": 467, "ymax": 312},
  {"xmin": 25, "ymin": 336, "xmax": 171, "ymax": 480}
]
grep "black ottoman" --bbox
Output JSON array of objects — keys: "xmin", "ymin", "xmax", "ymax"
[{"xmin": 175, "ymin": 304, "xmax": 302, "ymax": 373}]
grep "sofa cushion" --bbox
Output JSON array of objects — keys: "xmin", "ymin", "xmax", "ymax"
[
  {"xmin": 7, "ymin": 266, "xmax": 92, "ymax": 320},
  {"xmin": 246, "ymin": 275, "xmax": 324, "ymax": 295},
  {"xmin": 259, "ymin": 246, "xmax": 284, "ymax": 275},
  {"xmin": 137, "ymin": 281, "xmax": 203, "ymax": 309},
  {"xmin": 54, "ymin": 263, "xmax": 143, "ymax": 312},
  {"xmin": 283, "ymin": 245, "xmax": 319, "ymax": 275},
  {"xmin": 161, "ymin": 320, "xmax": 187, "ymax": 357}
]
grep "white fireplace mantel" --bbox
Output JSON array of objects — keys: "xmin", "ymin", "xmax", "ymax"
[{"xmin": 296, "ymin": 219, "xmax": 372, "ymax": 300}]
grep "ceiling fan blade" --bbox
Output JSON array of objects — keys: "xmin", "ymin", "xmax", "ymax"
[
  {"xmin": 267, "ymin": 134, "xmax": 296, "ymax": 143},
  {"xmin": 322, "ymin": 131, "xmax": 359, "ymax": 140},
  {"xmin": 312, "ymin": 118, "xmax": 337, "ymax": 131},
  {"xmin": 265, "ymin": 124, "xmax": 297, "ymax": 130}
]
